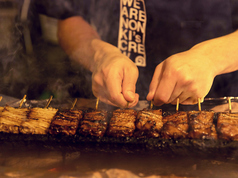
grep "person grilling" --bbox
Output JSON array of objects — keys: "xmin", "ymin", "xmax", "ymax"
[{"xmin": 35, "ymin": 0, "xmax": 238, "ymax": 108}]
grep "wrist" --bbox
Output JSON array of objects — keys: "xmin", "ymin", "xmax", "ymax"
[
  {"xmin": 192, "ymin": 31, "xmax": 238, "ymax": 77},
  {"xmin": 91, "ymin": 39, "xmax": 122, "ymax": 72}
]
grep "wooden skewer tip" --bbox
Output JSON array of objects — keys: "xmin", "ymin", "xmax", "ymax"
[
  {"xmin": 45, "ymin": 95, "xmax": 53, "ymax": 108},
  {"xmin": 198, "ymin": 98, "xmax": 201, "ymax": 111},
  {"xmin": 150, "ymin": 100, "xmax": 153, "ymax": 109},
  {"xmin": 19, "ymin": 95, "xmax": 27, "ymax": 108},
  {"xmin": 95, "ymin": 97, "xmax": 99, "ymax": 110},
  {"xmin": 176, "ymin": 98, "xmax": 179, "ymax": 112},
  {"xmin": 71, "ymin": 98, "xmax": 78, "ymax": 110},
  {"xmin": 228, "ymin": 97, "xmax": 232, "ymax": 113},
  {"xmin": 126, "ymin": 102, "xmax": 129, "ymax": 108}
]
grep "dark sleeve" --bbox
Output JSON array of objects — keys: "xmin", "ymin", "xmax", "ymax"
[
  {"xmin": 231, "ymin": 0, "xmax": 238, "ymax": 30},
  {"xmin": 32, "ymin": 0, "xmax": 90, "ymax": 20}
]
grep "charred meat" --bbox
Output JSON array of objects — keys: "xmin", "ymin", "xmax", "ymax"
[
  {"xmin": 134, "ymin": 109, "xmax": 163, "ymax": 137},
  {"xmin": 187, "ymin": 111, "xmax": 217, "ymax": 139},
  {"xmin": 161, "ymin": 111, "xmax": 188, "ymax": 139},
  {"xmin": 107, "ymin": 109, "xmax": 137, "ymax": 137},
  {"xmin": 49, "ymin": 109, "xmax": 83, "ymax": 136},
  {"xmin": 79, "ymin": 110, "xmax": 108, "ymax": 137},
  {"xmin": 217, "ymin": 112, "xmax": 238, "ymax": 141}
]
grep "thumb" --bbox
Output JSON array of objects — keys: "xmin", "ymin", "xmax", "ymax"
[
  {"xmin": 146, "ymin": 62, "xmax": 164, "ymax": 101},
  {"xmin": 122, "ymin": 66, "xmax": 139, "ymax": 102}
]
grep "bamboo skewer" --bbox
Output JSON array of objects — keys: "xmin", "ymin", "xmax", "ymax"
[
  {"xmin": 44, "ymin": 95, "xmax": 53, "ymax": 108},
  {"xmin": 228, "ymin": 97, "xmax": 232, "ymax": 113},
  {"xmin": 19, "ymin": 95, "xmax": 27, "ymax": 108},
  {"xmin": 176, "ymin": 98, "xmax": 179, "ymax": 112},
  {"xmin": 95, "ymin": 97, "xmax": 99, "ymax": 110},
  {"xmin": 71, "ymin": 98, "xmax": 78, "ymax": 110},
  {"xmin": 198, "ymin": 98, "xmax": 201, "ymax": 111},
  {"xmin": 150, "ymin": 100, "xmax": 153, "ymax": 109},
  {"xmin": 126, "ymin": 101, "xmax": 129, "ymax": 108}
]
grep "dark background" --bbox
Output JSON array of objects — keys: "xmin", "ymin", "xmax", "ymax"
[
  {"xmin": 0, "ymin": 0, "xmax": 94, "ymax": 101},
  {"xmin": 1, "ymin": 0, "xmax": 238, "ymax": 101}
]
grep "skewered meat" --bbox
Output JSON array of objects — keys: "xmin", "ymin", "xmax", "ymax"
[
  {"xmin": 0, "ymin": 106, "xmax": 29, "ymax": 134},
  {"xmin": 187, "ymin": 111, "xmax": 217, "ymax": 139},
  {"xmin": 49, "ymin": 109, "xmax": 83, "ymax": 136},
  {"xmin": 20, "ymin": 107, "xmax": 58, "ymax": 134},
  {"xmin": 79, "ymin": 110, "xmax": 108, "ymax": 137},
  {"xmin": 107, "ymin": 109, "xmax": 137, "ymax": 137},
  {"xmin": 0, "ymin": 107, "xmax": 4, "ymax": 113},
  {"xmin": 134, "ymin": 109, "xmax": 163, "ymax": 137},
  {"xmin": 217, "ymin": 112, "xmax": 238, "ymax": 140},
  {"xmin": 161, "ymin": 111, "xmax": 188, "ymax": 139}
]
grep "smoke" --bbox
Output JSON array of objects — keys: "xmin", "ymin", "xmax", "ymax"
[{"xmin": 0, "ymin": 0, "xmax": 94, "ymax": 100}]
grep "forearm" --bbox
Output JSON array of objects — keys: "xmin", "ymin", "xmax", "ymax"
[
  {"xmin": 57, "ymin": 16, "xmax": 101, "ymax": 72},
  {"xmin": 191, "ymin": 30, "xmax": 238, "ymax": 76},
  {"xmin": 57, "ymin": 16, "xmax": 123, "ymax": 72},
  {"xmin": 57, "ymin": 16, "xmax": 139, "ymax": 107}
]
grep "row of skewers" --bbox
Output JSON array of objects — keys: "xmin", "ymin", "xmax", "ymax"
[{"xmin": 0, "ymin": 96, "xmax": 237, "ymax": 141}]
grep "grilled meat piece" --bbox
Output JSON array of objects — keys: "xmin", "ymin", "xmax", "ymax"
[
  {"xmin": 187, "ymin": 111, "xmax": 217, "ymax": 139},
  {"xmin": 0, "ymin": 106, "xmax": 29, "ymax": 134},
  {"xmin": 0, "ymin": 107, "xmax": 4, "ymax": 113},
  {"xmin": 134, "ymin": 109, "xmax": 163, "ymax": 137},
  {"xmin": 20, "ymin": 107, "xmax": 58, "ymax": 134},
  {"xmin": 49, "ymin": 109, "xmax": 83, "ymax": 136},
  {"xmin": 107, "ymin": 109, "xmax": 137, "ymax": 137},
  {"xmin": 217, "ymin": 112, "xmax": 238, "ymax": 140},
  {"xmin": 161, "ymin": 111, "xmax": 188, "ymax": 139},
  {"xmin": 79, "ymin": 110, "xmax": 108, "ymax": 137}
]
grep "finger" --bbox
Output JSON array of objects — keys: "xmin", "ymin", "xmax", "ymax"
[
  {"xmin": 166, "ymin": 76, "xmax": 194, "ymax": 104},
  {"xmin": 92, "ymin": 85, "xmax": 110, "ymax": 105},
  {"xmin": 97, "ymin": 96, "xmax": 122, "ymax": 107},
  {"xmin": 180, "ymin": 97, "xmax": 198, "ymax": 105},
  {"xmin": 92, "ymin": 77, "xmax": 126, "ymax": 107},
  {"xmin": 146, "ymin": 63, "xmax": 164, "ymax": 101},
  {"xmin": 170, "ymin": 91, "xmax": 198, "ymax": 105},
  {"xmin": 179, "ymin": 96, "xmax": 205, "ymax": 105},
  {"xmin": 96, "ymin": 93, "xmax": 139, "ymax": 108},
  {"xmin": 122, "ymin": 66, "xmax": 139, "ymax": 102},
  {"xmin": 153, "ymin": 71, "xmax": 177, "ymax": 106},
  {"xmin": 104, "ymin": 71, "xmax": 128, "ymax": 107},
  {"xmin": 92, "ymin": 67, "xmax": 129, "ymax": 107},
  {"xmin": 92, "ymin": 71, "xmax": 105, "ymax": 96},
  {"xmin": 124, "ymin": 93, "xmax": 140, "ymax": 108},
  {"xmin": 93, "ymin": 86, "xmax": 126, "ymax": 107},
  {"xmin": 166, "ymin": 82, "xmax": 183, "ymax": 104},
  {"xmin": 127, "ymin": 93, "xmax": 139, "ymax": 107}
]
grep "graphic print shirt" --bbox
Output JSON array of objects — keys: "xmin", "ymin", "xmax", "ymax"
[
  {"xmin": 35, "ymin": 0, "xmax": 238, "ymax": 99},
  {"xmin": 117, "ymin": 0, "xmax": 147, "ymax": 67}
]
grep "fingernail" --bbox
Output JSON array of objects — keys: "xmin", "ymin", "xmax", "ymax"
[{"xmin": 200, "ymin": 98, "xmax": 204, "ymax": 103}]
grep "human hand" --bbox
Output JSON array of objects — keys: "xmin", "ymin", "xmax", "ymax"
[
  {"xmin": 147, "ymin": 46, "xmax": 217, "ymax": 106},
  {"xmin": 91, "ymin": 40, "xmax": 139, "ymax": 108}
]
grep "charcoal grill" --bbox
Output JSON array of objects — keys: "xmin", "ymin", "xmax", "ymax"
[{"xmin": 0, "ymin": 95, "xmax": 238, "ymax": 178}]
